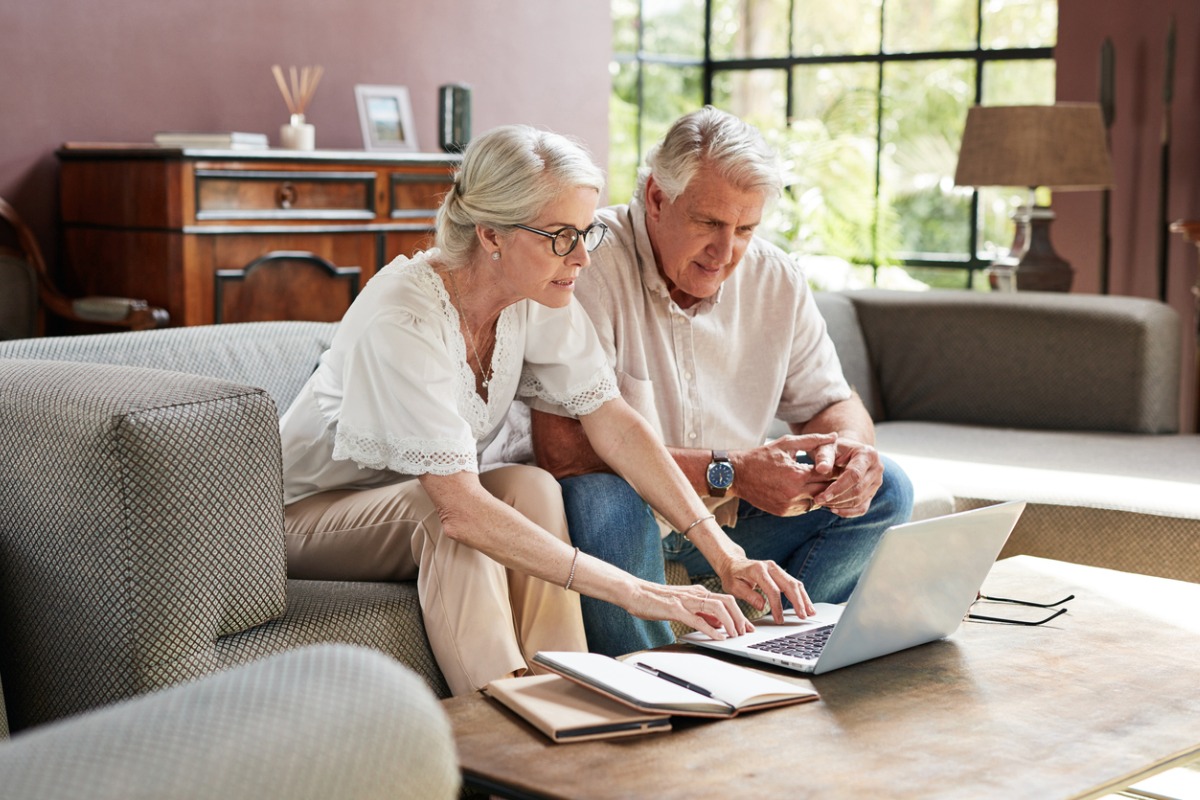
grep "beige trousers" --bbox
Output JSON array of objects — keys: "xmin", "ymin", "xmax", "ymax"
[{"xmin": 284, "ymin": 465, "xmax": 587, "ymax": 696}]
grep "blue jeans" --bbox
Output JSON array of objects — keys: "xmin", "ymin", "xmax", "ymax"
[{"xmin": 559, "ymin": 457, "xmax": 914, "ymax": 657}]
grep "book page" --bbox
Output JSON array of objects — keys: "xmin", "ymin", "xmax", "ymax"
[
  {"xmin": 534, "ymin": 651, "xmax": 731, "ymax": 713},
  {"xmin": 625, "ymin": 651, "xmax": 817, "ymax": 709}
]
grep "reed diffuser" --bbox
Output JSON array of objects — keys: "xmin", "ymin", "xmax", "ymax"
[{"xmin": 273, "ymin": 64, "xmax": 323, "ymax": 150}]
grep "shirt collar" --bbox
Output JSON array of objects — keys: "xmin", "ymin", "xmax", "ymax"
[{"xmin": 629, "ymin": 197, "xmax": 723, "ymax": 315}]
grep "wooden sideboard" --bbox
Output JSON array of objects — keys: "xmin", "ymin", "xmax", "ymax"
[{"xmin": 56, "ymin": 145, "xmax": 459, "ymax": 327}]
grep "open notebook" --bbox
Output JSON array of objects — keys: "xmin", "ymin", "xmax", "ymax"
[{"xmin": 531, "ymin": 650, "xmax": 818, "ymax": 719}]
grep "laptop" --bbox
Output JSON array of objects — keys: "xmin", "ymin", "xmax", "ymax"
[{"xmin": 682, "ymin": 501, "xmax": 1026, "ymax": 675}]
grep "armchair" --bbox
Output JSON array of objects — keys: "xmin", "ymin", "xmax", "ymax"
[{"xmin": 0, "ymin": 196, "xmax": 168, "ymax": 339}]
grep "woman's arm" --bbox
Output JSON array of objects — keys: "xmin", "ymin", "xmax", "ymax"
[
  {"xmin": 577, "ymin": 397, "xmax": 816, "ymax": 623},
  {"xmin": 417, "ymin": 470, "xmax": 751, "ymax": 640}
]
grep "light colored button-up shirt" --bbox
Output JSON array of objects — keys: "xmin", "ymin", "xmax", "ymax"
[
  {"xmin": 534, "ymin": 199, "xmax": 851, "ymax": 529},
  {"xmin": 280, "ymin": 251, "xmax": 618, "ymax": 504}
]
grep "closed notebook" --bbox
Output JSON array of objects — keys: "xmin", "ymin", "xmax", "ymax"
[
  {"xmin": 532, "ymin": 650, "xmax": 819, "ymax": 719},
  {"xmin": 485, "ymin": 674, "xmax": 671, "ymax": 743}
]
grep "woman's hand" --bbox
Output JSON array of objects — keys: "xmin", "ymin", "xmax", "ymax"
[
  {"xmin": 717, "ymin": 556, "xmax": 816, "ymax": 625},
  {"xmin": 623, "ymin": 581, "xmax": 755, "ymax": 641}
]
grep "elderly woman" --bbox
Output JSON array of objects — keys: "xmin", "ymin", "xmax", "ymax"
[{"xmin": 279, "ymin": 125, "xmax": 810, "ymax": 695}]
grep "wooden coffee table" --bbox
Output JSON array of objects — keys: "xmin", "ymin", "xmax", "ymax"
[{"xmin": 443, "ymin": 556, "xmax": 1200, "ymax": 799}]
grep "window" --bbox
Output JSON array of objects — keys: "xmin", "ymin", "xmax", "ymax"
[{"xmin": 610, "ymin": 0, "xmax": 1057, "ymax": 288}]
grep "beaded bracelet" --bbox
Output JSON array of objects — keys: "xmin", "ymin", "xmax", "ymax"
[
  {"xmin": 564, "ymin": 546, "xmax": 581, "ymax": 591},
  {"xmin": 681, "ymin": 513, "xmax": 716, "ymax": 541}
]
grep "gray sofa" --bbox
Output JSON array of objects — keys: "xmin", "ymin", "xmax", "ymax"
[
  {"xmin": 0, "ymin": 323, "xmax": 453, "ymax": 742},
  {"xmin": 815, "ymin": 289, "xmax": 1200, "ymax": 583},
  {"xmin": 0, "ymin": 644, "xmax": 460, "ymax": 799},
  {"xmin": 2, "ymin": 289, "xmax": 1195, "ymax": 739}
]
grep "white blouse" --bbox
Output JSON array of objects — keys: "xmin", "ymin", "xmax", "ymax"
[{"xmin": 280, "ymin": 251, "xmax": 619, "ymax": 504}]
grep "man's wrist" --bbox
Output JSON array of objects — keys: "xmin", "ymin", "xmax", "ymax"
[{"xmin": 705, "ymin": 449, "xmax": 734, "ymax": 497}]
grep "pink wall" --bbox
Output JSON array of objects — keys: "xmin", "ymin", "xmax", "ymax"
[
  {"xmin": 1055, "ymin": 0, "xmax": 1200, "ymax": 430},
  {"xmin": 0, "ymin": 0, "xmax": 611, "ymax": 262}
]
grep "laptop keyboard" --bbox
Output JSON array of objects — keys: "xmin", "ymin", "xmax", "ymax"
[{"xmin": 749, "ymin": 624, "xmax": 835, "ymax": 660}]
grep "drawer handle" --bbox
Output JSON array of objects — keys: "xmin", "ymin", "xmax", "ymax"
[{"xmin": 276, "ymin": 182, "xmax": 298, "ymax": 209}]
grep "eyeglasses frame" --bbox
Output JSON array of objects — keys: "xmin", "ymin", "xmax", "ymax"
[
  {"xmin": 512, "ymin": 222, "xmax": 608, "ymax": 257},
  {"xmin": 966, "ymin": 593, "xmax": 1075, "ymax": 626}
]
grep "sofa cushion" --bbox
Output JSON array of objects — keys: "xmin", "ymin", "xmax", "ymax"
[
  {"xmin": 218, "ymin": 580, "xmax": 451, "ymax": 699},
  {"xmin": 0, "ymin": 321, "xmax": 336, "ymax": 415},
  {"xmin": 0, "ymin": 645, "xmax": 460, "ymax": 800},
  {"xmin": 877, "ymin": 421, "xmax": 1200, "ymax": 520},
  {"xmin": 813, "ymin": 291, "xmax": 882, "ymax": 420},
  {"xmin": 846, "ymin": 290, "xmax": 1181, "ymax": 433}
]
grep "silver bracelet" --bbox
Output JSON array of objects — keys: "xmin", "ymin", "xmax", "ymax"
[
  {"xmin": 564, "ymin": 546, "xmax": 580, "ymax": 591},
  {"xmin": 681, "ymin": 513, "xmax": 716, "ymax": 541}
]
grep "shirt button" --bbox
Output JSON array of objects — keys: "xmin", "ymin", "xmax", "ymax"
[
  {"xmin": 688, "ymin": 432, "xmax": 697, "ymax": 440},
  {"xmin": 685, "ymin": 372, "xmax": 693, "ymax": 381}
]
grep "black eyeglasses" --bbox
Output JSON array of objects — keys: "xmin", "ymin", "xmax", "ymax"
[
  {"xmin": 967, "ymin": 593, "xmax": 1075, "ymax": 626},
  {"xmin": 513, "ymin": 222, "xmax": 608, "ymax": 257}
]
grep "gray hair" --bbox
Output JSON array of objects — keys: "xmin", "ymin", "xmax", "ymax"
[
  {"xmin": 435, "ymin": 125, "xmax": 605, "ymax": 266},
  {"xmin": 635, "ymin": 106, "xmax": 781, "ymax": 204}
]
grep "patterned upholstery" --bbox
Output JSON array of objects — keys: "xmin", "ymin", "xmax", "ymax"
[
  {"xmin": 218, "ymin": 580, "xmax": 450, "ymax": 698},
  {"xmin": 962, "ymin": 498, "xmax": 1200, "ymax": 584},
  {"xmin": 0, "ymin": 349, "xmax": 448, "ymax": 735},
  {"xmin": 0, "ymin": 320, "xmax": 336, "ymax": 415},
  {"xmin": 0, "ymin": 672, "xmax": 8, "ymax": 739},
  {"xmin": 0, "ymin": 645, "xmax": 460, "ymax": 799}
]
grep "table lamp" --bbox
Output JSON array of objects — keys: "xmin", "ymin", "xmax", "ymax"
[{"xmin": 954, "ymin": 103, "xmax": 1114, "ymax": 292}]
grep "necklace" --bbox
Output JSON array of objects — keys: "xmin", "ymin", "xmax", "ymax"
[{"xmin": 445, "ymin": 268, "xmax": 493, "ymax": 389}]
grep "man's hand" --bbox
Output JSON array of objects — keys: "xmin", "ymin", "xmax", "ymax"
[
  {"xmin": 729, "ymin": 433, "xmax": 838, "ymax": 516},
  {"xmin": 808, "ymin": 436, "xmax": 884, "ymax": 518},
  {"xmin": 730, "ymin": 432, "xmax": 883, "ymax": 519}
]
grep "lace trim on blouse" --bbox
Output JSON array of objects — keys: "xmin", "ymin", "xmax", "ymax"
[
  {"xmin": 333, "ymin": 424, "xmax": 479, "ymax": 476},
  {"xmin": 415, "ymin": 259, "xmax": 516, "ymax": 439},
  {"xmin": 519, "ymin": 365, "xmax": 620, "ymax": 417}
]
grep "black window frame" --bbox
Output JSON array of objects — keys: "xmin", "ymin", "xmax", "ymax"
[{"xmin": 612, "ymin": 0, "xmax": 1056, "ymax": 287}]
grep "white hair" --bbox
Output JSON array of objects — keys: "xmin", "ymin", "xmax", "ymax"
[
  {"xmin": 635, "ymin": 105, "xmax": 781, "ymax": 204},
  {"xmin": 435, "ymin": 125, "xmax": 605, "ymax": 265}
]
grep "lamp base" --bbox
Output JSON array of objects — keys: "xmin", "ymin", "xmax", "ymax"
[{"xmin": 992, "ymin": 205, "xmax": 1073, "ymax": 292}]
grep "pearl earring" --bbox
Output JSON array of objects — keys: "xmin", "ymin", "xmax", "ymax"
[{"xmin": 491, "ymin": 251, "xmax": 501, "ymax": 261}]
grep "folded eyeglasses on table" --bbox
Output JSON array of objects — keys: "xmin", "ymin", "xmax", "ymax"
[{"xmin": 967, "ymin": 593, "xmax": 1075, "ymax": 626}]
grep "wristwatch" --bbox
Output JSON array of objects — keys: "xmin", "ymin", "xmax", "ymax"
[{"xmin": 706, "ymin": 450, "xmax": 735, "ymax": 497}]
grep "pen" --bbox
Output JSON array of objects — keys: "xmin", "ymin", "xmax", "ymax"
[{"xmin": 634, "ymin": 662, "xmax": 713, "ymax": 697}]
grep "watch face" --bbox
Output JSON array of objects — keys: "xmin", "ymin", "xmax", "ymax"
[{"xmin": 707, "ymin": 460, "xmax": 734, "ymax": 489}]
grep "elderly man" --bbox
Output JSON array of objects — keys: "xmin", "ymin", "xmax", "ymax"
[{"xmin": 529, "ymin": 106, "xmax": 914, "ymax": 657}]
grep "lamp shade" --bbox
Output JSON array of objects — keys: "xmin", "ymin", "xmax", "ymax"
[{"xmin": 953, "ymin": 103, "xmax": 1114, "ymax": 190}]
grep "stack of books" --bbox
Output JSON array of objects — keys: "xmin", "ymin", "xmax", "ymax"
[{"xmin": 153, "ymin": 132, "xmax": 269, "ymax": 150}]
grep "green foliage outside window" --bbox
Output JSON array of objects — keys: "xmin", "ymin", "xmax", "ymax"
[{"xmin": 610, "ymin": 0, "xmax": 1057, "ymax": 290}]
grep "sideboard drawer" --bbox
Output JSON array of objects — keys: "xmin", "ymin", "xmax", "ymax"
[
  {"xmin": 390, "ymin": 171, "xmax": 454, "ymax": 219},
  {"xmin": 195, "ymin": 169, "xmax": 377, "ymax": 221}
]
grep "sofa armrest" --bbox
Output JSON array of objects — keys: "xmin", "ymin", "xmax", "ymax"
[
  {"xmin": 0, "ymin": 359, "xmax": 287, "ymax": 729},
  {"xmin": 0, "ymin": 645, "xmax": 460, "ymax": 799},
  {"xmin": 845, "ymin": 290, "xmax": 1182, "ymax": 433}
]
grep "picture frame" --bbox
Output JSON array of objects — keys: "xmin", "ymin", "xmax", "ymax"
[{"xmin": 354, "ymin": 84, "xmax": 419, "ymax": 151}]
